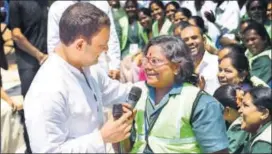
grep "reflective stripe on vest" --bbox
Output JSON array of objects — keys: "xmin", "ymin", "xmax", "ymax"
[{"xmin": 131, "ymin": 82, "xmax": 202, "ymax": 153}]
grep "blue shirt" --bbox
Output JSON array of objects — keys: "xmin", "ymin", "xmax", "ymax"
[{"xmin": 144, "ymin": 83, "xmax": 229, "ymax": 153}]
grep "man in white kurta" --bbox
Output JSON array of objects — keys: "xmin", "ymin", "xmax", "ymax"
[{"xmin": 24, "ymin": 2, "xmax": 133, "ymax": 153}]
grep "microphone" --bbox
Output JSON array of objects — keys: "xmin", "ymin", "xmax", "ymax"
[{"xmin": 112, "ymin": 86, "xmax": 142, "ymax": 120}]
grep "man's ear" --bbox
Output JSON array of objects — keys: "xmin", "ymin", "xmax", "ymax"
[
  {"xmin": 74, "ymin": 38, "xmax": 85, "ymax": 52},
  {"xmin": 202, "ymin": 35, "xmax": 207, "ymax": 44}
]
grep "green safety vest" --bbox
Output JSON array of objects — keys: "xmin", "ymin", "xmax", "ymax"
[
  {"xmin": 152, "ymin": 18, "xmax": 173, "ymax": 37},
  {"xmin": 250, "ymin": 123, "xmax": 271, "ymax": 152},
  {"xmin": 245, "ymin": 49, "xmax": 272, "ymax": 87},
  {"xmin": 138, "ymin": 25, "xmax": 149, "ymax": 45},
  {"xmin": 130, "ymin": 82, "xmax": 202, "ymax": 153},
  {"xmin": 118, "ymin": 16, "xmax": 142, "ymax": 52}
]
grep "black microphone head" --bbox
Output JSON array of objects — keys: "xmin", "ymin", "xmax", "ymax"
[{"xmin": 128, "ymin": 86, "xmax": 142, "ymax": 102}]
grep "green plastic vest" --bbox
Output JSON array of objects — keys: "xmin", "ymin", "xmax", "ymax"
[{"xmin": 130, "ymin": 82, "xmax": 202, "ymax": 153}]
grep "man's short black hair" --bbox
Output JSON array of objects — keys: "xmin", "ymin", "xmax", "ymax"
[{"xmin": 59, "ymin": 2, "xmax": 110, "ymax": 46}]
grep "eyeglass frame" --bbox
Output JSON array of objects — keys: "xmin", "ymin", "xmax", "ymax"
[{"xmin": 141, "ymin": 56, "xmax": 170, "ymax": 67}]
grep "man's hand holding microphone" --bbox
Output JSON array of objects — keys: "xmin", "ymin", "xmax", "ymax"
[
  {"xmin": 100, "ymin": 87, "xmax": 142, "ymax": 145},
  {"xmin": 100, "ymin": 103, "xmax": 136, "ymax": 143}
]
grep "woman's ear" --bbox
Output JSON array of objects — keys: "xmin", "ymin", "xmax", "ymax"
[
  {"xmin": 172, "ymin": 63, "xmax": 180, "ymax": 75},
  {"xmin": 239, "ymin": 71, "xmax": 248, "ymax": 82},
  {"xmin": 225, "ymin": 106, "xmax": 231, "ymax": 116},
  {"xmin": 260, "ymin": 108, "xmax": 270, "ymax": 121}
]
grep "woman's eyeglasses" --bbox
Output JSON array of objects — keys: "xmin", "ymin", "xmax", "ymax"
[{"xmin": 142, "ymin": 57, "xmax": 169, "ymax": 67}]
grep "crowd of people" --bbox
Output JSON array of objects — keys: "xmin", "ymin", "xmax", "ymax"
[{"xmin": 0, "ymin": 0, "xmax": 271, "ymax": 153}]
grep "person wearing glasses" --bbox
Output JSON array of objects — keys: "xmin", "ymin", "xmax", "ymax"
[{"xmin": 123, "ymin": 35, "xmax": 229, "ymax": 153}]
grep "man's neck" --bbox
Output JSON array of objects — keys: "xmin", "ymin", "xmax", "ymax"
[
  {"xmin": 55, "ymin": 44, "xmax": 82, "ymax": 71},
  {"xmin": 193, "ymin": 51, "xmax": 205, "ymax": 72}
]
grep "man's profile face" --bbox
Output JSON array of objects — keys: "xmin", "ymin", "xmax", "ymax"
[
  {"xmin": 180, "ymin": 27, "xmax": 205, "ymax": 60},
  {"xmin": 81, "ymin": 26, "xmax": 110, "ymax": 67}
]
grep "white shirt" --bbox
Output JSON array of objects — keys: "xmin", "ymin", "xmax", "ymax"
[
  {"xmin": 179, "ymin": 0, "xmax": 197, "ymax": 16},
  {"xmin": 195, "ymin": 1, "xmax": 221, "ymax": 43},
  {"xmin": 213, "ymin": 1, "xmax": 240, "ymax": 38},
  {"xmin": 24, "ymin": 53, "xmax": 132, "ymax": 153},
  {"xmin": 47, "ymin": 1, "xmax": 121, "ymax": 71},
  {"xmin": 198, "ymin": 51, "xmax": 220, "ymax": 95}
]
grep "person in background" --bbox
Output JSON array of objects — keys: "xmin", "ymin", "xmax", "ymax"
[
  {"xmin": 239, "ymin": 87, "xmax": 271, "ymax": 153},
  {"xmin": 267, "ymin": 0, "xmax": 272, "ymax": 21},
  {"xmin": 149, "ymin": 0, "xmax": 173, "ymax": 37},
  {"xmin": 205, "ymin": 0, "xmax": 240, "ymax": 47},
  {"xmin": 178, "ymin": 0, "xmax": 197, "ymax": 15},
  {"xmin": 47, "ymin": 1, "xmax": 121, "ymax": 80},
  {"xmin": 107, "ymin": 0, "xmax": 126, "ymax": 22},
  {"xmin": 246, "ymin": 0, "xmax": 271, "ymax": 39},
  {"xmin": 173, "ymin": 20, "xmax": 190, "ymax": 36},
  {"xmin": 173, "ymin": 7, "xmax": 192, "ymax": 24},
  {"xmin": 239, "ymin": 0, "xmax": 249, "ymax": 19},
  {"xmin": 138, "ymin": 8, "xmax": 153, "ymax": 45},
  {"xmin": 266, "ymin": 0, "xmax": 272, "ymax": 38},
  {"xmin": 218, "ymin": 45, "xmax": 252, "ymax": 91},
  {"xmin": 194, "ymin": 0, "xmax": 221, "ymax": 44},
  {"xmin": 188, "ymin": 16, "xmax": 217, "ymax": 55},
  {"xmin": 165, "ymin": 1, "xmax": 180, "ymax": 23},
  {"xmin": 180, "ymin": 25, "xmax": 220, "ymax": 95},
  {"xmin": 213, "ymin": 84, "xmax": 248, "ymax": 154},
  {"xmin": 236, "ymin": 19, "xmax": 255, "ymax": 48},
  {"xmin": 127, "ymin": 35, "xmax": 228, "ymax": 153},
  {"xmin": 243, "ymin": 21, "xmax": 272, "ymax": 87},
  {"xmin": 24, "ymin": 3, "xmax": 135, "ymax": 152},
  {"xmin": 118, "ymin": 0, "xmax": 143, "ymax": 59},
  {"xmin": 0, "ymin": 0, "xmax": 22, "ymax": 112},
  {"xmin": 9, "ymin": 1, "xmax": 49, "ymax": 153},
  {"xmin": 107, "ymin": 0, "xmax": 126, "ymax": 43}
]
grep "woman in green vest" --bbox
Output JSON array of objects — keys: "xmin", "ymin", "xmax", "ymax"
[
  {"xmin": 137, "ymin": 8, "xmax": 153, "ymax": 46},
  {"xmin": 126, "ymin": 35, "xmax": 229, "ymax": 153},
  {"xmin": 149, "ymin": 0, "xmax": 173, "ymax": 37},
  {"xmin": 214, "ymin": 84, "xmax": 249, "ymax": 154},
  {"xmin": 217, "ymin": 45, "xmax": 253, "ymax": 91},
  {"xmin": 118, "ymin": 0, "xmax": 144, "ymax": 59},
  {"xmin": 243, "ymin": 21, "xmax": 272, "ymax": 88},
  {"xmin": 239, "ymin": 87, "xmax": 272, "ymax": 153}
]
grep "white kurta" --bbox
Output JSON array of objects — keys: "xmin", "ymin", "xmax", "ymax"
[{"xmin": 24, "ymin": 53, "xmax": 132, "ymax": 153}]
